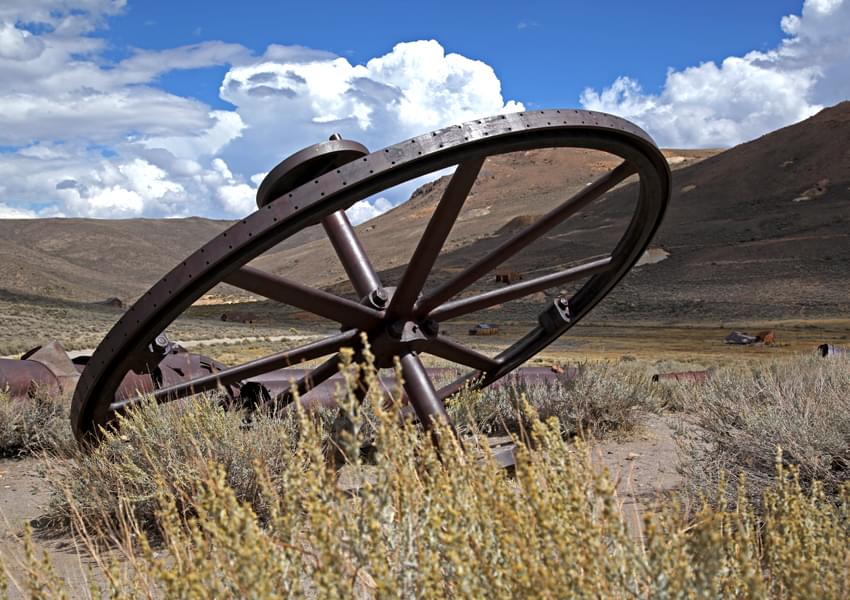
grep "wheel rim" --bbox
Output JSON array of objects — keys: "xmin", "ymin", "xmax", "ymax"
[{"xmin": 71, "ymin": 108, "xmax": 671, "ymax": 442}]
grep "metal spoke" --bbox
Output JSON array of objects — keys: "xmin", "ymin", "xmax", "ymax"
[
  {"xmin": 110, "ymin": 330, "xmax": 358, "ymax": 411},
  {"xmin": 224, "ymin": 266, "xmax": 381, "ymax": 329},
  {"xmin": 274, "ymin": 354, "xmax": 341, "ymax": 406},
  {"xmin": 400, "ymin": 351, "xmax": 451, "ymax": 431},
  {"xmin": 387, "ymin": 158, "xmax": 485, "ymax": 318},
  {"xmin": 421, "ymin": 336, "xmax": 499, "ymax": 372},
  {"xmin": 428, "ymin": 256, "xmax": 612, "ymax": 321},
  {"xmin": 322, "ymin": 210, "xmax": 382, "ymax": 299},
  {"xmin": 415, "ymin": 161, "xmax": 635, "ymax": 316}
]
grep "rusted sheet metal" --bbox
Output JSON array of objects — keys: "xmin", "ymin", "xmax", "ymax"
[
  {"xmin": 469, "ymin": 324, "xmax": 499, "ymax": 336},
  {"xmin": 725, "ymin": 331, "xmax": 759, "ymax": 345},
  {"xmin": 1, "ymin": 340, "xmax": 81, "ymax": 398},
  {"xmin": 2, "ymin": 339, "xmax": 229, "ymax": 407},
  {"xmin": 725, "ymin": 330, "xmax": 776, "ymax": 346},
  {"xmin": 756, "ymin": 330, "xmax": 775, "ymax": 345},
  {"xmin": 652, "ymin": 370, "xmax": 712, "ymax": 383},
  {"xmin": 0, "ymin": 358, "xmax": 61, "ymax": 398},
  {"xmin": 818, "ymin": 344, "xmax": 848, "ymax": 358}
]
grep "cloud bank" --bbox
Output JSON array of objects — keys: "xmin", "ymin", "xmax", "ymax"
[
  {"xmin": 0, "ymin": 2, "xmax": 522, "ymax": 221},
  {"xmin": 0, "ymin": 0, "xmax": 846, "ymax": 221},
  {"xmin": 580, "ymin": 0, "xmax": 850, "ymax": 147}
]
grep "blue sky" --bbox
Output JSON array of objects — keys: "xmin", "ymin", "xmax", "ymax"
[
  {"xmin": 0, "ymin": 0, "xmax": 847, "ymax": 221},
  {"xmin": 104, "ymin": 1, "xmax": 803, "ymax": 111},
  {"xmin": 104, "ymin": 0, "xmax": 800, "ymax": 107}
]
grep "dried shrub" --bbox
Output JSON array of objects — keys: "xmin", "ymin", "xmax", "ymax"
[
  {"xmin": 41, "ymin": 397, "xmax": 335, "ymax": 537},
  {"xmin": 678, "ymin": 354, "xmax": 850, "ymax": 504},
  {"xmin": 7, "ymin": 396, "xmax": 850, "ymax": 598},
  {"xmin": 450, "ymin": 361, "xmax": 655, "ymax": 439},
  {"xmin": 0, "ymin": 389, "xmax": 70, "ymax": 458}
]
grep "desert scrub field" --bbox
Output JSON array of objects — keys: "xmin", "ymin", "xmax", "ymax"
[
  {"xmin": 677, "ymin": 354, "xmax": 850, "ymax": 505},
  {"xmin": 8, "ymin": 388, "xmax": 850, "ymax": 598},
  {"xmin": 38, "ymin": 357, "xmax": 654, "ymax": 537},
  {"xmin": 2, "ymin": 354, "xmax": 850, "ymax": 597},
  {"xmin": 0, "ymin": 291, "xmax": 297, "ymax": 356}
]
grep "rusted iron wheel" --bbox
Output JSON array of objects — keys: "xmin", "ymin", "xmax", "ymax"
[{"xmin": 71, "ymin": 109, "xmax": 671, "ymax": 443}]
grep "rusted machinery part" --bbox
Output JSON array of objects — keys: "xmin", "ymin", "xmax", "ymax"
[
  {"xmin": 1, "ymin": 340, "xmax": 82, "ymax": 399},
  {"xmin": 72, "ymin": 108, "xmax": 671, "ymax": 443},
  {"xmin": 239, "ymin": 365, "xmax": 580, "ymax": 412},
  {"xmin": 651, "ymin": 370, "xmax": 713, "ymax": 383},
  {"xmin": 818, "ymin": 343, "xmax": 848, "ymax": 358},
  {"xmin": 0, "ymin": 358, "xmax": 62, "ymax": 398}
]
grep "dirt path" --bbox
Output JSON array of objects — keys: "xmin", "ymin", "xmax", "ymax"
[
  {"xmin": 592, "ymin": 413, "xmax": 684, "ymax": 538},
  {"xmin": 0, "ymin": 458, "xmax": 97, "ymax": 598}
]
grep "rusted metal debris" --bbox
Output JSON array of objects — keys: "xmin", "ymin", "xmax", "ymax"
[
  {"xmin": 468, "ymin": 323, "xmax": 500, "ymax": 336},
  {"xmin": 2, "ymin": 338, "xmax": 577, "ymax": 413},
  {"xmin": 725, "ymin": 330, "xmax": 775, "ymax": 345},
  {"xmin": 495, "ymin": 271, "xmax": 522, "ymax": 284},
  {"xmin": 818, "ymin": 344, "xmax": 848, "ymax": 358},
  {"xmin": 67, "ymin": 108, "xmax": 670, "ymax": 444}
]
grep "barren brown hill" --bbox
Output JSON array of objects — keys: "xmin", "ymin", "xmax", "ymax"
[
  {"xmin": 0, "ymin": 102, "xmax": 847, "ymax": 329},
  {"xmin": 252, "ymin": 103, "xmax": 848, "ymax": 324},
  {"xmin": 250, "ymin": 147, "xmax": 715, "ymax": 290},
  {"xmin": 0, "ymin": 217, "xmax": 229, "ymax": 301},
  {"xmin": 373, "ymin": 101, "xmax": 850, "ymax": 324}
]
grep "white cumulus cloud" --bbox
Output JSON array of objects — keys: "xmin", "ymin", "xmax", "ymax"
[
  {"xmin": 580, "ymin": 0, "xmax": 850, "ymax": 147},
  {"xmin": 0, "ymin": 4, "xmax": 522, "ymax": 222},
  {"xmin": 219, "ymin": 40, "xmax": 524, "ymax": 175},
  {"xmin": 346, "ymin": 197, "xmax": 394, "ymax": 225}
]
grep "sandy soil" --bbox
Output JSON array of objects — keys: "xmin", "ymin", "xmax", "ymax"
[{"xmin": 0, "ymin": 458, "xmax": 98, "ymax": 598}]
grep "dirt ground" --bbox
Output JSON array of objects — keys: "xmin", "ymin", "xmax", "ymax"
[{"xmin": 0, "ymin": 458, "xmax": 98, "ymax": 598}]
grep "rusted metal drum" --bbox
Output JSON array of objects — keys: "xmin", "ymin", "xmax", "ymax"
[{"xmin": 0, "ymin": 358, "xmax": 61, "ymax": 397}]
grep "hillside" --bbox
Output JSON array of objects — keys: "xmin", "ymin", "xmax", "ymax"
[
  {"xmin": 0, "ymin": 102, "xmax": 847, "ymax": 328},
  {"xmin": 0, "ymin": 217, "xmax": 230, "ymax": 302},
  {"xmin": 375, "ymin": 101, "xmax": 850, "ymax": 323}
]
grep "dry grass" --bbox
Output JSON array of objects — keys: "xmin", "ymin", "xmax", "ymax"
[
  {"xmin": 2, "ymin": 354, "xmax": 850, "ymax": 596},
  {"xmin": 450, "ymin": 361, "xmax": 656, "ymax": 439},
  {"xmin": 40, "ymin": 357, "xmax": 653, "ymax": 539},
  {"xmin": 678, "ymin": 355, "xmax": 850, "ymax": 504},
  {"xmin": 7, "ymin": 388, "xmax": 850, "ymax": 598},
  {"xmin": 0, "ymin": 390, "xmax": 70, "ymax": 458}
]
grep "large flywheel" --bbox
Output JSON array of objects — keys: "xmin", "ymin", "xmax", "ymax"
[{"xmin": 71, "ymin": 109, "xmax": 671, "ymax": 443}]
